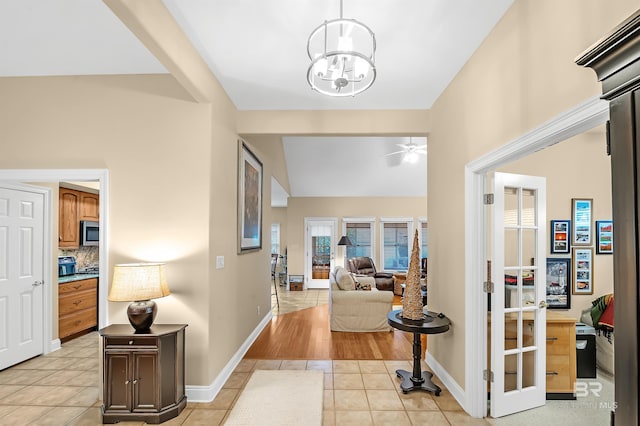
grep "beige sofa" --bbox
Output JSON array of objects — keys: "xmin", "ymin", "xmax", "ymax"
[{"xmin": 329, "ymin": 266, "xmax": 394, "ymax": 332}]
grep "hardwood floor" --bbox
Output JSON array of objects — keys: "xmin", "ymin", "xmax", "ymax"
[{"xmin": 245, "ymin": 305, "xmax": 416, "ymax": 360}]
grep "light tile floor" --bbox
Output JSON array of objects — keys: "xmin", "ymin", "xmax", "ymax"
[
  {"xmin": 0, "ymin": 288, "xmax": 614, "ymax": 425},
  {"xmin": 271, "ymin": 286, "xmax": 329, "ymax": 315}
]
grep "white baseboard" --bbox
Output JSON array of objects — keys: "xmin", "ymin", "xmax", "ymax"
[
  {"xmin": 49, "ymin": 339, "xmax": 61, "ymax": 353},
  {"xmin": 425, "ymin": 350, "xmax": 466, "ymax": 411},
  {"xmin": 186, "ymin": 311, "xmax": 273, "ymax": 402}
]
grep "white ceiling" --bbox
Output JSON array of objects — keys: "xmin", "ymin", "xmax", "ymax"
[
  {"xmin": 284, "ymin": 136, "xmax": 427, "ymax": 198},
  {"xmin": 164, "ymin": 0, "xmax": 514, "ymax": 111},
  {"xmin": 0, "ymin": 0, "xmax": 514, "ymax": 200}
]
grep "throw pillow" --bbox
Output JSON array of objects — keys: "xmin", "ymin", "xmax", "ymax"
[
  {"xmin": 598, "ymin": 297, "xmax": 614, "ymax": 329},
  {"xmin": 335, "ymin": 268, "xmax": 356, "ymax": 291},
  {"xmin": 355, "ymin": 279, "xmax": 372, "ymax": 291}
]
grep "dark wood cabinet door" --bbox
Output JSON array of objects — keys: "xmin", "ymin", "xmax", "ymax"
[
  {"xmin": 132, "ymin": 352, "xmax": 159, "ymax": 412},
  {"xmin": 104, "ymin": 352, "xmax": 132, "ymax": 412}
]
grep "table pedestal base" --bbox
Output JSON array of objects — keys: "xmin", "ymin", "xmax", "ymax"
[{"xmin": 395, "ymin": 369, "xmax": 441, "ymax": 396}]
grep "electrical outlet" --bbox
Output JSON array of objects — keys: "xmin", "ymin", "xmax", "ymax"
[
  {"xmin": 216, "ymin": 256, "xmax": 224, "ymax": 269},
  {"xmin": 257, "ymin": 305, "xmax": 261, "ymax": 316}
]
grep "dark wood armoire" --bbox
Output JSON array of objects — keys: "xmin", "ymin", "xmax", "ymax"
[{"xmin": 576, "ymin": 9, "xmax": 640, "ymax": 426}]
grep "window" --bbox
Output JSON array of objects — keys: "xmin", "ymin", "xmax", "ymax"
[
  {"xmin": 344, "ymin": 221, "xmax": 374, "ymax": 259},
  {"xmin": 419, "ymin": 219, "xmax": 428, "ymax": 259},
  {"xmin": 381, "ymin": 219, "xmax": 411, "ymax": 271},
  {"xmin": 271, "ymin": 223, "xmax": 280, "ymax": 254}
]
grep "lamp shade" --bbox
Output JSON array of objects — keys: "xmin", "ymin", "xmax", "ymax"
[
  {"xmin": 109, "ymin": 263, "xmax": 170, "ymax": 302},
  {"xmin": 337, "ymin": 236, "xmax": 353, "ymax": 246}
]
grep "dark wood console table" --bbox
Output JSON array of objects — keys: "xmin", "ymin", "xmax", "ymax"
[
  {"xmin": 387, "ymin": 309, "xmax": 450, "ymax": 396},
  {"xmin": 100, "ymin": 324, "xmax": 187, "ymax": 424}
]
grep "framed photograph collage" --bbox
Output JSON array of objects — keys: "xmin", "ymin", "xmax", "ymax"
[{"xmin": 547, "ymin": 198, "xmax": 612, "ymax": 304}]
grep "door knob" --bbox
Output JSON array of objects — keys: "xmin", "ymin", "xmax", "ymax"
[
  {"xmin": 32, "ymin": 280, "xmax": 44, "ymax": 287},
  {"xmin": 539, "ymin": 300, "xmax": 549, "ymax": 309}
]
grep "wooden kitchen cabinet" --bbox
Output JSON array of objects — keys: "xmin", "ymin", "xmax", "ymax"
[
  {"xmin": 100, "ymin": 324, "xmax": 187, "ymax": 424},
  {"xmin": 58, "ymin": 187, "xmax": 99, "ymax": 247},
  {"xmin": 79, "ymin": 191, "xmax": 99, "ymax": 221},
  {"xmin": 58, "ymin": 277, "xmax": 98, "ymax": 340},
  {"xmin": 59, "ymin": 188, "xmax": 80, "ymax": 247}
]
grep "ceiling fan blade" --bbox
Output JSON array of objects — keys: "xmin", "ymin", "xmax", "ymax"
[{"xmin": 385, "ymin": 150, "xmax": 406, "ymax": 156}]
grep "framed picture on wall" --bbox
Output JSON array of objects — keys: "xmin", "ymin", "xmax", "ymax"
[
  {"xmin": 550, "ymin": 220, "xmax": 571, "ymax": 254},
  {"xmin": 237, "ymin": 139, "xmax": 263, "ymax": 253},
  {"xmin": 571, "ymin": 198, "xmax": 593, "ymax": 246},
  {"xmin": 595, "ymin": 220, "xmax": 613, "ymax": 254},
  {"xmin": 546, "ymin": 258, "xmax": 571, "ymax": 309},
  {"xmin": 572, "ymin": 247, "xmax": 594, "ymax": 295}
]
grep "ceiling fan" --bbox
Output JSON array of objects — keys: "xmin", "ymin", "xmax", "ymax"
[{"xmin": 386, "ymin": 138, "xmax": 427, "ymax": 164}]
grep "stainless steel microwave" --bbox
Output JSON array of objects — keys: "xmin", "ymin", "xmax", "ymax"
[{"xmin": 80, "ymin": 220, "xmax": 99, "ymax": 246}]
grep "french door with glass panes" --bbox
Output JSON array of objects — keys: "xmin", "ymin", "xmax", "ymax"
[
  {"xmin": 305, "ymin": 218, "xmax": 336, "ymax": 289},
  {"xmin": 490, "ymin": 172, "xmax": 547, "ymax": 418}
]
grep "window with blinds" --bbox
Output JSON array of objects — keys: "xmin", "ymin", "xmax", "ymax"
[
  {"xmin": 345, "ymin": 222, "xmax": 373, "ymax": 259},
  {"xmin": 382, "ymin": 221, "xmax": 410, "ymax": 271}
]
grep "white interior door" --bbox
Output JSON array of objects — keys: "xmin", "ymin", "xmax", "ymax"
[
  {"xmin": 305, "ymin": 218, "xmax": 336, "ymax": 289},
  {"xmin": 490, "ymin": 172, "xmax": 546, "ymax": 418},
  {"xmin": 0, "ymin": 185, "xmax": 45, "ymax": 370}
]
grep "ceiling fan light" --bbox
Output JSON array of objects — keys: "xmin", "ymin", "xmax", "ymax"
[{"xmin": 404, "ymin": 151, "xmax": 420, "ymax": 164}]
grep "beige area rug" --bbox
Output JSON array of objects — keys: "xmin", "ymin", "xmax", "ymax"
[{"xmin": 224, "ymin": 369, "xmax": 324, "ymax": 426}]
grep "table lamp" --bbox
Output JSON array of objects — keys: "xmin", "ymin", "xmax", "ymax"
[{"xmin": 108, "ymin": 263, "xmax": 170, "ymax": 331}]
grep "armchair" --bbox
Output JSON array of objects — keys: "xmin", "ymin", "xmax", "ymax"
[{"xmin": 347, "ymin": 257, "xmax": 395, "ymax": 292}]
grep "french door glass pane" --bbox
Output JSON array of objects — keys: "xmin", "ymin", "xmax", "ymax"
[
  {"xmin": 521, "ymin": 228, "xmax": 536, "ymax": 267},
  {"xmin": 522, "ymin": 350, "xmax": 536, "ymax": 388},
  {"xmin": 504, "ymin": 353, "xmax": 518, "ymax": 392},
  {"xmin": 522, "ymin": 189, "xmax": 536, "ymax": 226},
  {"xmin": 312, "ymin": 236, "xmax": 330, "ymax": 279}
]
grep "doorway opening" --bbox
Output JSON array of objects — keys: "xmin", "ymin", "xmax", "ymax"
[
  {"xmin": 304, "ymin": 218, "xmax": 337, "ymax": 289},
  {"xmin": 0, "ymin": 169, "xmax": 109, "ymax": 357},
  {"xmin": 464, "ymin": 96, "xmax": 610, "ymax": 418}
]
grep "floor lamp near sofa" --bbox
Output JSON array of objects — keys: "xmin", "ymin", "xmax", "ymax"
[{"xmin": 337, "ymin": 235, "xmax": 353, "ymax": 268}]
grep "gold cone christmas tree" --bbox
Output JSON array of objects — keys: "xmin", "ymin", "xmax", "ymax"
[{"xmin": 402, "ymin": 229, "xmax": 424, "ymax": 320}]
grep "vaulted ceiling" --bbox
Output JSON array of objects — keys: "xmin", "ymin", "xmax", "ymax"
[{"xmin": 0, "ymin": 0, "xmax": 515, "ymax": 200}]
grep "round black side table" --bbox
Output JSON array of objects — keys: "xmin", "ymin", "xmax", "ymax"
[{"xmin": 387, "ymin": 309, "xmax": 450, "ymax": 396}]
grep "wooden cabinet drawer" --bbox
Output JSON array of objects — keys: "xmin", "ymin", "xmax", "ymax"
[
  {"xmin": 59, "ymin": 278, "xmax": 97, "ymax": 294},
  {"xmin": 105, "ymin": 336, "xmax": 159, "ymax": 349},
  {"xmin": 546, "ymin": 323, "xmax": 570, "ymax": 355},
  {"xmin": 546, "ymin": 354, "xmax": 572, "ymax": 392},
  {"xmin": 59, "ymin": 307, "xmax": 97, "ymax": 338},
  {"xmin": 59, "ymin": 289, "xmax": 96, "ymax": 315}
]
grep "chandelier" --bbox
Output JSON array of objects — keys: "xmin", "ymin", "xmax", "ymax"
[{"xmin": 306, "ymin": 0, "xmax": 377, "ymax": 97}]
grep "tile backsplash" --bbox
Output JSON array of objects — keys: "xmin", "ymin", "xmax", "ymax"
[{"xmin": 58, "ymin": 246, "xmax": 99, "ymax": 269}]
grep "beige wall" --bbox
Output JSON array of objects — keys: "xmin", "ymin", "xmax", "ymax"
[
  {"xmin": 500, "ymin": 126, "xmax": 613, "ymax": 320},
  {"xmin": 286, "ymin": 197, "xmax": 427, "ymax": 276},
  {"xmin": 0, "ymin": 74, "xmax": 266, "ymax": 387},
  {"xmin": 428, "ymin": 0, "xmax": 636, "ymax": 387}
]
